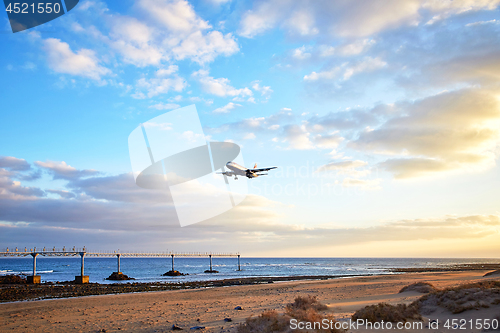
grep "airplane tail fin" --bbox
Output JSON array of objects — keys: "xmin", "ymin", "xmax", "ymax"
[{"xmin": 253, "ymin": 163, "xmax": 257, "ymax": 169}]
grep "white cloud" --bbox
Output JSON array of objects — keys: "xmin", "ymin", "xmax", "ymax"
[
  {"xmin": 284, "ymin": 9, "xmax": 318, "ymax": 36},
  {"xmin": 238, "ymin": 0, "xmax": 285, "ymax": 38},
  {"xmin": 243, "ymin": 133, "xmax": 256, "ymax": 140},
  {"xmin": 343, "ymin": 57, "xmax": 387, "ymax": 80},
  {"xmin": 156, "ymin": 65, "xmax": 179, "ymax": 77},
  {"xmin": 213, "ymin": 102, "xmax": 242, "ymax": 114},
  {"xmin": 252, "ymin": 81, "xmax": 273, "ymax": 99},
  {"xmin": 148, "ymin": 103, "xmax": 181, "ymax": 110},
  {"xmin": 238, "ymin": 0, "xmax": 499, "ymax": 39},
  {"xmin": 320, "ymin": 39, "xmax": 375, "ymax": 57},
  {"xmin": 192, "ymin": 70, "xmax": 252, "ymax": 97},
  {"xmin": 172, "ymin": 30, "xmax": 239, "ymax": 64},
  {"xmin": 304, "ymin": 57, "xmax": 387, "ymax": 81},
  {"xmin": 42, "ymin": 38, "xmax": 111, "ymax": 81},
  {"xmin": 313, "ymin": 133, "xmax": 344, "ymax": 149},
  {"xmin": 138, "ymin": 0, "xmax": 210, "ymax": 35},
  {"xmin": 304, "ymin": 68, "xmax": 340, "ymax": 81},
  {"xmin": 291, "ymin": 45, "xmax": 312, "ymax": 60},
  {"xmin": 283, "ymin": 125, "xmax": 315, "ymax": 150},
  {"xmin": 133, "ymin": 75, "xmax": 187, "ymax": 99}
]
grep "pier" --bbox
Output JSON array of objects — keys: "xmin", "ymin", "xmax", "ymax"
[{"xmin": 0, "ymin": 247, "xmax": 241, "ymax": 283}]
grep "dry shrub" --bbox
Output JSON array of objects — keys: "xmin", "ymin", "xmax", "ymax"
[
  {"xmin": 399, "ymin": 282, "xmax": 436, "ymax": 294},
  {"xmin": 415, "ymin": 281, "xmax": 500, "ymax": 314},
  {"xmin": 287, "ymin": 295, "xmax": 328, "ymax": 312},
  {"xmin": 238, "ymin": 310, "xmax": 290, "ymax": 333},
  {"xmin": 352, "ymin": 303, "xmax": 422, "ymax": 323},
  {"xmin": 238, "ymin": 295, "xmax": 343, "ymax": 333}
]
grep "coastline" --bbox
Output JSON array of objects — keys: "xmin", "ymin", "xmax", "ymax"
[{"xmin": 2, "ymin": 263, "xmax": 499, "ymax": 303}]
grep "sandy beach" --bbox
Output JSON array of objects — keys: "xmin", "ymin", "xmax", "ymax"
[{"xmin": 1, "ymin": 270, "xmax": 499, "ymax": 332}]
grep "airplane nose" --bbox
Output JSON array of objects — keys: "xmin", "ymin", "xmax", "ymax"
[{"xmin": 226, "ymin": 161, "xmax": 232, "ymax": 166}]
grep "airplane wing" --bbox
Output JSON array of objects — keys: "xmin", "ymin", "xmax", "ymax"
[
  {"xmin": 217, "ymin": 171, "xmax": 235, "ymax": 176},
  {"xmin": 250, "ymin": 167, "xmax": 277, "ymax": 172}
]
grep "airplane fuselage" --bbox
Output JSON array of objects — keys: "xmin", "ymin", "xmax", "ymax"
[{"xmin": 226, "ymin": 162, "xmax": 259, "ymax": 178}]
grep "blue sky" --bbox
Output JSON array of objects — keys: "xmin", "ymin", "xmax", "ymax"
[{"xmin": 1, "ymin": 0, "xmax": 500, "ymax": 257}]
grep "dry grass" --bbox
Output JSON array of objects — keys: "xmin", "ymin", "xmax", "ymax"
[
  {"xmin": 399, "ymin": 282, "xmax": 436, "ymax": 294},
  {"xmin": 238, "ymin": 295, "xmax": 343, "ymax": 333},
  {"xmin": 352, "ymin": 303, "xmax": 422, "ymax": 323},
  {"xmin": 415, "ymin": 280, "xmax": 500, "ymax": 314}
]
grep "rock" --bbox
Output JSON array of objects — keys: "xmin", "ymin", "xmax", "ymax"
[
  {"xmin": 106, "ymin": 272, "xmax": 134, "ymax": 281},
  {"xmin": 172, "ymin": 324, "xmax": 183, "ymax": 330},
  {"xmin": 224, "ymin": 318, "xmax": 232, "ymax": 322},
  {"xmin": 0, "ymin": 275, "xmax": 27, "ymax": 284},
  {"xmin": 190, "ymin": 326, "xmax": 205, "ymax": 330},
  {"xmin": 234, "ymin": 306, "xmax": 243, "ymax": 310},
  {"xmin": 163, "ymin": 270, "xmax": 186, "ymax": 276},
  {"xmin": 204, "ymin": 270, "xmax": 219, "ymax": 273}
]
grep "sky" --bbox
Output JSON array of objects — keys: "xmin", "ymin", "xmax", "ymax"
[{"xmin": 1, "ymin": 0, "xmax": 500, "ymax": 257}]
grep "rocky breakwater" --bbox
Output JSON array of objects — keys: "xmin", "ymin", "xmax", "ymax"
[{"xmin": 106, "ymin": 272, "xmax": 134, "ymax": 281}]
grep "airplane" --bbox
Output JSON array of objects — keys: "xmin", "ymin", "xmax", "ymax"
[{"xmin": 218, "ymin": 162, "xmax": 277, "ymax": 180}]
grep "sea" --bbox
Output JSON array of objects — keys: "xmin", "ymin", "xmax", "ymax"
[{"xmin": 0, "ymin": 257, "xmax": 498, "ymax": 284}]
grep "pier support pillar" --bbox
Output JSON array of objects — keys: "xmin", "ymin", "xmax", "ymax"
[
  {"xmin": 29, "ymin": 253, "xmax": 41, "ymax": 283},
  {"xmin": 171, "ymin": 254, "xmax": 174, "ymax": 271},
  {"xmin": 237, "ymin": 255, "xmax": 241, "ymax": 271},
  {"xmin": 204, "ymin": 255, "xmax": 218, "ymax": 273},
  {"xmin": 75, "ymin": 252, "xmax": 89, "ymax": 284},
  {"xmin": 27, "ymin": 275, "xmax": 41, "ymax": 284},
  {"xmin": 117, "ymin": 254, "xmax": 121, "ymax": 273}
]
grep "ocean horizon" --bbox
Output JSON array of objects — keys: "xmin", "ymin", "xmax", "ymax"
[{"xmin": 1, "ymin": 257, "xmax": 498, "ymax": 284}]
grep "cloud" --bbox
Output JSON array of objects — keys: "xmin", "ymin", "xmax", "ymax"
[
  {"xmin": 252, "ymin": 81, "xmax": 273, "ymax": 99},
  {"xmin": 243, "ymin": 133, "xmax": 256, "ymax": 140},
  {"xmin": 42, "ymin": 38, "xmax": 111, "ymax": 80},
  {"xmin": 172, "ymin": 30, "xmax": 239, "ymax": 64},
  {"xmin": 0, "ymin": 156, "xmax": 31, "ymax": 171},
  {"xmin": 0, "ymin": 156, "xmax": 499, "ymax": 255},
  {"xmin": 317, "ymin": 160, "xmax": 368, "ymax": 173},
  {"xmin": 282, "ymin": 125, "xmax": 315, "ymax": 150},
  {"xmin": 68, "ymin": 0, "xmax": 239, "ymax": 68},
  {"xmin": 213, "ymin": 102, "xmax": 241, "ymax": 114},
  {"xmin": 307, "ymin": 108, "xmax": 381, "ymax": 132},
  {"xmin": 319, "ymin": 39, "xmax": 376, "ymax": 57},
  {"xmin": 148, "ymin": 102, "xmax": 181, "ymax": 110},
  {"xmin": 209, "ymin": 109, "xmax": 294, "ymax": 135},
  {"xmin": 133, "ymin": 75, "xmax": 187, "ymax": 99},
  {"xmin": 35, "ymin": 160, "xmax": 100, "ymax": 180},
  {"xmin": 304, "ymin": 57, "xmax": 387, "ymax": 81},
  {"xmin": 238, "ymin": 0, "xmax": 499, "ymax": 39},
  {"xmin": 156, "ymin": 65, "xmax": 179, "ymax": 77},
  {"xmin": 192, "ymin": 70, "xmax": 252, "ymax": 97},
  {"xmin": 423, "ymin": 0, "xmax": 500, "ymax": 24},
  {"xmin": 312, "ymin": 133, "xmax": 344, "ymax": 149},
  {"xmin": 350, "ymin": 88, "xmax": 500, "ymax": 178},
  {"xmin": 46, "ymin": 189, "xmax": 77, "ymax": 199},
  {"xmin": 342, "ymin": 178, "xmax": 381, "ymax": 189},
  {"xmin": 0, "ymin": 168, "xmax": 45, "ymax": 200},
  {"xmin": 291, "ymin": 46, "xmax": 312, "ymax": 60},
  {"xmin": 137, "ymin": 0, "xmax": 210, "ymax": 35}
]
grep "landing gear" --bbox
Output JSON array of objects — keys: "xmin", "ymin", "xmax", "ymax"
[{"xmin": 234, "ymin": 176, "xmax": 238, "ymax": 180}]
